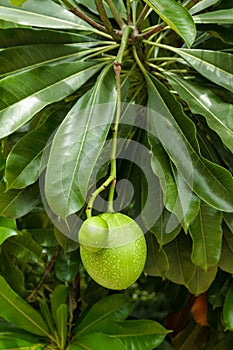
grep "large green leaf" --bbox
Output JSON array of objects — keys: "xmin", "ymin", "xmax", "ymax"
[
  {"xmin": 69, "ymin": 333, "xmax": 127, "ymax": 350},
  {"xmin": 45, "ymin": 64, "xmax": 117, "ymax": 218},
  {"xmin": 166, "ymin": 73, "xmax": 233, "ymax": 153},
  {"xmin": 75, "ymin": 294, "xmax": 133, "ymax": 338},
  {"xmin": 146, "ymin": 74, "xmax": 233, "ymax": 212},
  {"xmin": 0, "ymin": 28, "xmax": 98, "ymax": 48},
  {"xmin": 189, "ymin": 202, "xmax": 223, "ymax": 271},
  {"xmin": 167, "ymin": 48, "xmax": 233, "ymax": 92},
  {"xmin": 5, "ymin": 104, "xmax": 70, "ymax": 189},
  {"xmin": 103, "ymin": 319, "xmax": 170, "ymax": 350},
  {"xmin": 0, "ymin": 275, "xmax": 50, "ymax": 337},
  {"xmin": 0, "ymin": 0, "xmax": 91, "ymax": 30},
  {"xmin": 0, "ymin": 61, "xmax": 104, "ymax": 138},
  {"xmin": 56, "ymin": 304, "xmax": 68, "ymax": 349},
  {"xmin": 143, "ymin": 0, "xmax": 196, "ymax": 47},
  {"xmin": 0, "ymin": 181, "xmax": 40, "ymax": 218},
  {"xmin": 0, "ymin": 332, "xmax": 44, "ymax": 349},
  {"xmin": 0, "ymin": 44, "xmax": 89, "ymax": 77},
  {"xmin": 187, "ymin": 266, "xmax": 217, "ymax": 295},
  {"xmin": 163, "ymin": 233, "xmax": 196, "ymax": 286},
  {"xmin": 51, "ymin": 284, "xmax": 68, "ymax": 328},
  {"xmin": 193, "ymin": 9, "xmax": 233, "ymax": 24}
]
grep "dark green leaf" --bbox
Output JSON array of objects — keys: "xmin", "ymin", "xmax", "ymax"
[
  {"xmin": 45, "ymin": 64, "xmax": 117, "ymax": 218},
  {"xmin": 55, "ymin": 249, "xmax": 80, "ymax": 283},
  {"xmin": 166, "ymin": 73, "xmax": 233, "ymax": 153},
  {"xmin": 143, "ymin": 0, "xmax": 196, "ymax": 47},
  {"xmin": 69, "ymin": 333, "xmax": 127, "ymax": 350},
  {"xmin": 0, "ymin": 61, "xmax": 104, "ymax": 138},
  {"xmin": 0, "ymin": 217, "xmax": 18, "ymax": 244},
  {"xmin": 75, "ymin": 294, "xmax": 133, "ymax": 337},
  {"xmin": 0, "ymin": 275, "xmax": 49, "ymax": 336},
  {"xmin": 223, "ymin": 282, "xmax": 233, "ymax": 331},
  {"xmin": 189, "ymin": 202, "xmax": 223, "ymax": 271},
  {"xmin": 51, "ymin": 284, "xmax": 68, "ymax": 327},
  {"xmin": 0, "ymin": 181, "xmax": 40, "ymax": 218},
  {"xmin": 56, "ymin": 304, "xmax": 68, "ymax": 349},
  {"xmin": 187, "ymin": 266, "xmax": 217, "ymax": 295},
  {"xmin": 146, "ymin": 74, "xmax": 233, "ymax": 212},
  {"xmin": 39, "ymin": 299, "xmax": 56, "ymax": 335},
  {"xmin": 0, "ymin": 331, "xmax": 44, "ymax": 349}
]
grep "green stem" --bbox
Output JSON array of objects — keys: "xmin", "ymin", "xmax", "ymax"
[
  {"xmin": 105, "ymin": 0, "xmax": 126, "ymax": 28},
  {"xmin": 94, "ymin": 0, "xmax": 120, "ymax": 42},
  {"xmin": 137, "ymin": 22, "xmax": 166, "ymax": 39},
  {"xmin": 135, "ymin": 4, "xmax": 151, "ymax": 26}
]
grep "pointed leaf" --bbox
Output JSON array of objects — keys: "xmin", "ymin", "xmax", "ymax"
[
  {"xmin": 45, "ymin": 64, "xmax": 117, "ymax": 218},
  {"xmin": 51, "ymin": 284, "xmax": 68, "ymax": 327},
  {"xmin": 69, "ymin": 333, "xmax": 127, "ymax": 350},
  {"xmin": 166, "ymin": 73, "xmax": 233, "ymax": 153},
  {"xmin": 39, "ymin": 299, "xmax": 56, "ymax": 335},
  {"xmin": 5, "ymin": 104, "xmax": 69, "ymax": 189},
  {"xmin": 146, "ymin": 74, "xmax": 233, "ymax": 212},
  {"xmin": 189, "ymin": 202, "xmax": 223, "ymax": 271},
  {"xmin": 0, "ymin": 61, "xmax": 104, "ymax": 138},
  {"xmin": 0, "ymin": 275, "xmax": 49, "ymax": 336},
  {"xmin": 143, "ymin": 0, "xmax": 196, "ymax": 46},
  {"xmin": 56, "ymin": 304, "xmax": 68, "ymax": 349},
  {"xmin": 189, "ymin": 0, "xmax": 219, "ymax": 15},
  {"xmin": 187, "ymin": 266, "xmax": 217, "ymax": 295},
  {"xmin": 104, "ymin": 319, "xmax": 170, "ymax": 350},
  {"xmin": 0, "ymin": 0, "xmax": 91, "ymax": 30},
  {"xmin": 194, "ymin": 9, "xmax": 233, "ymax": 24},
  {"xmin": 75, "ymin": 294, "xmax": 133, "ymax": 337},
  {"xmin": 0, "ymin": 181, "xmax": 40, "ymax": 218}
]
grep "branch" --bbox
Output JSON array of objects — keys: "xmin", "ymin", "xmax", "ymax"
[
  {"xmin": 94, "ymin": 0, "xmax": 120, "ymax": 42},
  {"xmin": 105, "ymin": 0, "xmax": 125, "ymax": 28}
]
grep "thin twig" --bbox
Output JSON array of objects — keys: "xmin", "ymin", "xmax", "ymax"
[
  {"xmin": 105, "ymin": 0, "xmax": 126, "ymax": 28},
  {"xmin": 94, "ymin": 0, "xmax": 120, "ymax": 42}
]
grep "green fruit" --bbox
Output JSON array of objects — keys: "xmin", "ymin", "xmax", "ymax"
[
  {"xmin": 80, "ymin": 212, "xmax": 147, "ymax": 290},
  {"xmin": 78, "ymin": 216, "xmax": 108, "ymax": 252}
]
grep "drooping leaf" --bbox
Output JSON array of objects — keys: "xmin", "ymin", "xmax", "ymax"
[
  {"xmin": 5, "ymin": 104, "xmax": 70, "ymax": 189},
  {"xmin": 193, "ymin": 9, "xmax": 233, "ymax": 24},
  {"xmin": 45, "ymin": 64, "xmax": 117, "ymax": 218},
  {"xmin": 0, "ymin": 275, "xmax": 49, "ymax": 337},
  {"xmin": 0, "ymin": 0, "xmax": 91, "ymax": 30},
  {"xmin": 187, "ymin": 266, "xmax": 217, "ymax": 295},
  {"xmin": 223, "ymin": 282, "xmax": 233, "ymax": 331},
  {"xmin": 166, "ymin": 73, "xmax": 233, "ymax": 153},
  {"xmin": 163, "ymin": 233, "xmax": 196, "ymax": 286},
  {"xmin": 74, "ymin": 294, "xmax": 133, "ymax": 338},
  {"xmin": 0, "ymin": 61, "xmax": 104, "ymax": 138},
  {"xmin": 0, "ymin": 181, "xmax": 40, "ymax": 218},
  {"xmin": 143, "ymin": 0, "xmax": 196, "ymax": 47},
  {"xmin": 189, "ymin": 202, "xmax": 223, "ymax": 271},
  {"xmin": 146, "ymin": 73, "xmax": 233, "ymax": 212}
]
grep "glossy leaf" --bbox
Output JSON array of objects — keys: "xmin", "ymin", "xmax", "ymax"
[
  {"xmin": 0, "ymin": 181, "xmax": 40, "ymax": 218},
  {"xmin": 45, "ymin": 64, "xmax": 117, "ymax": 218},
  {"xmin": 5, "ymin": 104, "xmax": 69, "ymax": 189},
  {"xmin": 3, "ymin": 231, "xmax": 42, "ymax": 262},
  {"xmin": 69, "ymin": 333, "xmax": 127, "ymax": 350},
  {"xmin": 189, "ymin": 0, "xmax": 219, "ymax": 15},
  {"xmin": 55, "ymin": 250, "xmax": 80, "ymax": 283},
  {"xmin": 146, "ymin": 74, "xmax": 233, "ymax": 212},
  {"xmin": 144, "ymin": 232, "xmax": 170, "ymax": 279},
  {"xmin": 219, "ymin": 238, "xmax": 233, "ymax": 274},
  {"xmin": 189, "ymin": 202, "xmax": 223, "ymax": 271},
  {"xmin": 0, "ymin": 44, "xmax": 89, "ymax": 77},
  {"xmin": 56, "ymin": 304, "xmax": 68, "ymax": 349},
  {"xmin": 0, "ymin": 0, "xmax": 91, "ymax": 30},
  {"xmin": 143, "ymin": 0, "xmax": 196, "ymax": 47},
  {"xmin": 167, "ymin": 73, "xmax": 233, "ymax": 153},
  {"xmin": 104, "ymin": 319, "xmax": 170, "ymax": 350},
  {"xmin": 187, "ymin": 266, "xmax": 217, "ymax": 295},
  {"xmin": 0, "ymin": 217, "xmax": 18, "ymax": 244},
  {"xmin": 75, "ymin": 294, "xmax": 133, "ymax": 337},
  {"xmin": 169, "ymin": 48, "xmax": 233, "ymax": 93},
  {"xmin": 0, "ymin": 61, "xmax": 104, "ymax": 138},
  {"xmin": 193, "ymin": 9, "xmax": 233, "ymax": 24},
  {"xmin": 0, "ymin": 275, "xmax": 49, "ymax": 336},
  {"xmin": 0, "ymin": 332, "xmax": 44, "ymax": 349},
  {"xmin": 223, "ymin": 282, "xmax": 233, "ymax": 331},
  {"xmin": 163, "ymin": 233, "xmax": 196, "ymax": 286}
]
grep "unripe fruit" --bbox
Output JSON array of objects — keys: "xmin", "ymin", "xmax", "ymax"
[
  {"xmin": 78, "ymin": 216, "xmax": 108, "ymax": 252},
  {"xmin": 80, "ymin": 213, "xmax": 147, "ymax": 290}
]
